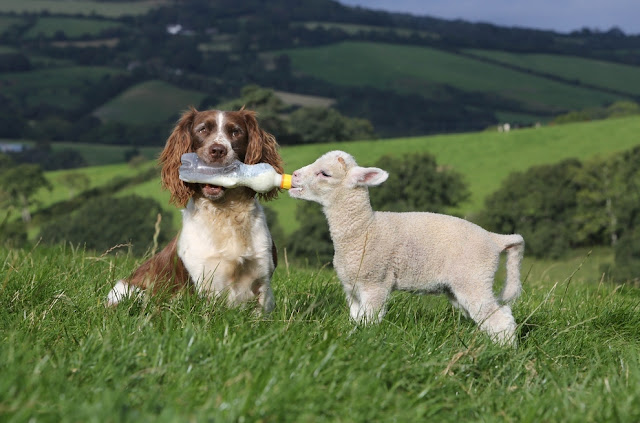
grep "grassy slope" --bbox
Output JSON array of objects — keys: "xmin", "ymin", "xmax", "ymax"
[
  {"xmin": 0, "ymin": 0, "xmax": 165, "ymax": 17},
  {"xmin": 93, "ymin": 80, "xmax": 206, "ymax": 125},
  {"xmin": 271, "ymin": 115, "xmax": 640, "ymax": 231},
  {"xmin": 0, "ymin": 245, "xmax": 638, "ymax": 422},
  {"xmin": 282, "ymin": 41, "xmax": 625, "ymax": 114},
  {"xmin": 467, "ymin": 49, "xmax": 640, "ymax": 96},
  {"xmin": 38, "ymin": 115, "xmax": 640, "ymax": 236},
  {"xmin": 23, "ymin": 17, "xmax": 122, "ymax": 39}
]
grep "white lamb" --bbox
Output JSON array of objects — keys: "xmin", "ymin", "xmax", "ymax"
[{"xmin": 289, "ymin": 151, "xmax": 525, "ymax": 345}]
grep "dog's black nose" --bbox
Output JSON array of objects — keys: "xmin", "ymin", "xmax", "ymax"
[{"xmin": 209, "ymin": 144, "xmax": 227, "ymax": 160}]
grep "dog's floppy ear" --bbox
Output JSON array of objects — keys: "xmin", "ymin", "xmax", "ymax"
[
  {"xmin": 159, "ymin": 107, "xmax": 198, "ymax": 207},
  {"xmin": 241, "ymin": 110, "xmax": 284, "ymax": 201}
]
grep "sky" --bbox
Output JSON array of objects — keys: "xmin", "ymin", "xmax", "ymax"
[{"xmin": 338, "ymin": 0, "xmax": 640, "ymax": 35}]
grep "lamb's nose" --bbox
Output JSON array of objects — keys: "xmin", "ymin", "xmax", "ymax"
[
  {"xmin": 209, "ymin": 144, "xmax": 227, "ymax": 160},
  {"xmin": 292, "ymin": 170, "xmax": 300, "ymax": 178}
]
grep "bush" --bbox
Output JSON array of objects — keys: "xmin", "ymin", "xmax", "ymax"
[
  {"xmin": 286, "ymin": 201, "xmax": 334, "ymax": 266},
  {"xmin": 369, "ymin": 153, "xmax": 469, "ymax": 213},
  {"xmin": 612, "ymin": 227, "xmax": 640, "ymax": 283},
  {"xmin": 479, "ymin": 159, "xmax": 583, "ymax": 258},
  {"xmin": 39, "ymin": 195, "xmax": 174, "ymax": 256}
]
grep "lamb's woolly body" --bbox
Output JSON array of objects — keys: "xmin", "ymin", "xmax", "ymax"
[
  {"xmin": 179, "ymin": 194, "xmax": 274, "ymax": 310},
  {"xmin": 290, "ymin": 150, "xmax": 525, "ymax": 345}
]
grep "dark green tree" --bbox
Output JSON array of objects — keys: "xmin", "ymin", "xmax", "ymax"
[
  {"xmin": 479, "ymin": 159, "xmax": 583, "ymax": 258},
  {"xmin": 369, "ymin": 153, "xmax": 469, "ymax": 213},
  {"xmin": 289, "ymin": 106, "xmax": 375, "ymax": 144},
  {"xmin": 216, "ymin": 85, "xmax": 290, "ymax": 137},
  {"xmin": 286, "ymin": 201, "xmax": 334, "ymax": 266},
  {"xmin": 0, "ymin": 163, "xmax": 52, "ymax": 223}
]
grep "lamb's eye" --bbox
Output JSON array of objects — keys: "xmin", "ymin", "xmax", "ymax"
[{"xmin": 318, "ymin": 170, "xmax": 331, "ymax": 178}]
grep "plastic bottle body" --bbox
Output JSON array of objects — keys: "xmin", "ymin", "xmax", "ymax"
[{"xmin": 179, "ymin": 153, "xmax": 291, "ymax": 193}]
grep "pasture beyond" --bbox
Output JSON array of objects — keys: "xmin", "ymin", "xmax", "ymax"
[{"xmin": 38, "ymin": 114, "xmax": 640, "ymax": 233}]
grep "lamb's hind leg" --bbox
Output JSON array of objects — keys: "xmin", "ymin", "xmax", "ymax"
[{"xmin": 452, "ymin": 281, "xmax": 517, "ymax": 346}]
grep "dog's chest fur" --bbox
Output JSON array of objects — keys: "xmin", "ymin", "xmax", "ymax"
[{"xmin": 178, "ymin": 197, "xmax": 271, "ymax": 299}]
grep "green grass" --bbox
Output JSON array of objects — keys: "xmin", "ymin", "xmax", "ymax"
[
  {"xmin": 1, "ymin": 244, "xmax": 638, "ymax": 422},
  {"xmin": 0, "ymin": 0, "xmax": 165, "ymax": 17},
  {"xmin": 23, "ymin": 17, "xmax": 122, "ymax": 39},
  {"xmin": 467, "ymin": 49, "xmax": 640, "ymax": 96},
  {"xmin": 282, "ymin": 41, "xmax": 626, "ymax": 114},
  {"xmin": 0, "ymin": 66, "xmax": 126, "ymax": 111},
  {"xmin": 93, "ymin": 80, "xmax": 207, "ymax": 125}
]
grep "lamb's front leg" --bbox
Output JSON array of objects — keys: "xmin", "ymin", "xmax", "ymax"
[
  {"xmin": 345, "ymin": 283, "xmax": 390, "ymax": 324},
  {"xmin": 251, "ymin": 278, "xmax": 275, "ymax": 314}
]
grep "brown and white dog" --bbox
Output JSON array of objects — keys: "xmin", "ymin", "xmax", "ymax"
[{"xmin": 107, "ymin": 108, "xmax": 283, "ymax": 312}]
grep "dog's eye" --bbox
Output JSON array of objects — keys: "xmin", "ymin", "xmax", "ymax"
[
  {"xmin": 317, "ymin": 170, "xmax": 331, "ymax": 178},
  {"xmin": 196, "ymin": 126, "xmax": 207, "ymax": 134},
  {"xmin": 230, "ymin": 128, "xmax": 241, "ymax": 137}
]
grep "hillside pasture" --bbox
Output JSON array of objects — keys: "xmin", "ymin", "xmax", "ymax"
[
  {"xmin": 0, "ymin": 244, "xmax": 638, "ymax": 421},
  {"xmin": 22, "ymin": 17, "xmax": 123, "ymax": 40},
  {"xmin": 0, "ymin": 0, "xmax": 166, "ymax": 17},
  {"xmin": 466, "ymin": 49, "xmax": 640, "ymax": 96},
  {"xmin": 93, "ymin": 80, "xmax": 207, "ymax": 125},
  {"xmin": 0, "ymin": 66, "xmax": 126, "ymax": 111},
  {"xmin": 282, "ymin": 41, "xmax": 627, "ymax": 115},
  {"xmin": 39, "ymin": 116, "xmax": 640, "ymax": 237}
]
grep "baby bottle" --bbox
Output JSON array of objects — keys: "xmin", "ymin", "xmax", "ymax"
[{"xmin": 178, "ymin": 153, "xmax": 292, "ymax": 193}]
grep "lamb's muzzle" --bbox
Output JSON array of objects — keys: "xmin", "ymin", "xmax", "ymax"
[{"xmin": 289, "ymin": 150, "xmax": 525, "ymax": 346}]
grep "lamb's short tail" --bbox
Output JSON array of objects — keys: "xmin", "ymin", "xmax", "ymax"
[{"xmin": 492, "ymin": 234, "xmax": 525, "ymax": 304}]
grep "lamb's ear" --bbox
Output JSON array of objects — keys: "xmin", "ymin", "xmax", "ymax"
[{"xmin": 347, "ymin": 166, "xmax": 389, "ymax": 188}]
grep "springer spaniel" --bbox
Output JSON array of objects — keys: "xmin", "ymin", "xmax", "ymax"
[{"xmin": 107, "ymin": 108, "xmax": 283, "ymax": 312}]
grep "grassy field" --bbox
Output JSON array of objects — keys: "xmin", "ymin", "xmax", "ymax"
[
  {"xmin": 0, "ymin": 244, "xmax": 638, "ymax": 422},
  {"xmin": 93, "ymin": 80, "xmax": 207, "ymax": 125},
  {"xmin": 466, "ymin": 49, "xmax": 640, "ymax": 96},
  {"xmin": 0, "ymin": 66, "xmax": 126, "ymax": 111},
  {"xmin": 281, "ymin": 41, "xmax": 626, "ymax": 115},
  {"xmin": 0, "ymin": 0, "xmax": 166, "ymax": 17},
  {"xmin": 23, "ymin": 17, "xmax": 122, "ymax": 40},
  {"xmin": 36, "ymin": 115, "xmax": 640, "ymax": 236}
]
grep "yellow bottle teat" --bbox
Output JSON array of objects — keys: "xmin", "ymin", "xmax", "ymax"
[{"xmin": 280, "ymin": 174, "xmax": 292, "ymax": 189}]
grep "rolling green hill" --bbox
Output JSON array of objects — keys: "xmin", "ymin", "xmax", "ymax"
[
  {"xmin": 0, "ymin": 66, "xmax": 126, "ymax": 111},
  {"xmin": 92, "ymin": 80, "xmax": 207, "ymax": 125},
  {"xmin": 282, "ymin": 41, "xmax": 627, "ymax": 118},
  {"xmin": 23, "ymin": 17, "xmax": 123, "ymax": 40},
  {"xmin": 466, "ymin": 49, "xmax": 640, "ymax": 96},
  {"xmin": 37, "ymin": 115, "xmax": 640, "ymax": 236}
]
